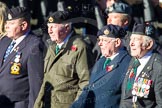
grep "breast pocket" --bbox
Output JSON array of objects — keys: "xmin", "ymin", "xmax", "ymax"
[{"xmin": 56, "ymin": 59, "xmax": 75, "ymax": 78}]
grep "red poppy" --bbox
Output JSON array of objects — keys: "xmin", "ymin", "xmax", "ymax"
[
  {"xmin": 71, "ymin": 45, "xmax": 77, "ymax": 51},
  {"xmin": 129, "ymin": 71, "xmax": 134, "ymax": 78},
  {"xmin": 106, "ymin": 65, "xmax": 113, "ymax": 72}
]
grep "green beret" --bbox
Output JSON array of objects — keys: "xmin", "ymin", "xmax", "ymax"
[{"xmin": 47, "ymin": 11, "xmax": 70, "ymax": 23}]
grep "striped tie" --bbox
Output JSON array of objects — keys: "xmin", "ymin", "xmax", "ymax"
[{"xmin": 3, "ymin": 41, "xmax": 16, "ymax": 62}]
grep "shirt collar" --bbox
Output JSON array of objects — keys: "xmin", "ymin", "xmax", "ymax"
[{"xmin": 57, "ymin": 31, "xmax": 73, "ymax": 48}]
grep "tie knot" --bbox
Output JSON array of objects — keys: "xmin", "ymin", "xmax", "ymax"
[
  {"xmin": 133, "ymin": 59, "xmax": 140, "ymax": 68},
  {"xmin": 55, "ymin": 45, "xmax": 60, "ymax": 54},
  {"xmin": 103, "ymin": 58, "xmax": 111, "ymax": 69}
]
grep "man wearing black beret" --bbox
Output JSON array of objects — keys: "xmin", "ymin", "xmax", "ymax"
[
  {"xmin": 34, "ymin": 11, "xmax": 94, "ymax": 108},
  {"xmin": 0, "ymin": 6, "xmax": 44, "ymax": 108},
  {"xmin": 120, "ymin": 23, "xmax": 162, "ymax": 107},
  {"xmin": 71, "ymin": 24, "xmax": 131, "ymax": 108}
]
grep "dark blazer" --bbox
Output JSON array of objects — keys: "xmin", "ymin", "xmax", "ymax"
[
  {"xmin": 71, "ymin": 50, "xmax": 131, "ymax": 108},
  {"xmin": 120, "ymin": 52, "xmax": 162, "ymax": 108},
  {"xmin": 0, "ymin": 33, "xmax": 44, "ymax": 108}
]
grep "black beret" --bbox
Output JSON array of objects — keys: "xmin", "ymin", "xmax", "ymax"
[
  {"xmin": 106, "ymin": 2, "xmax": 132, "ymax": 15},
  {"xmin": 47, "ymin": 11, "xmax": 70, "ymax": 23},
  {"xmin": 132, "ymin": 23, "xmax": 155, "ymax": 37},
  {"xmin": 97, "ymin": 24, "xmax": 127, "ymax": 38},
  {"xmin": 7, "ymin": 6, "xmax": 30, "ymax": 21}
]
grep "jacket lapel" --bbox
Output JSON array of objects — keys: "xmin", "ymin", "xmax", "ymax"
[
  {"xmin": 92, "ymin": 50, "xmax": 128, "ymax": 83},
  {"xmin": 0, "ymin": 38, "xmax": 12, "ymax": 68},
  {"xmin": 0, "ymin": 35, "xmax": 31, "ymax": 72},
  {"xmin": 124, "ymin": 54, "xmax": 155, "ymax": 99}
]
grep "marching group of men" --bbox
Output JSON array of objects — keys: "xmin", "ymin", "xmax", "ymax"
[{"xmin": 0, "ymin": 0, "xmax": 162, "ymax": 108}]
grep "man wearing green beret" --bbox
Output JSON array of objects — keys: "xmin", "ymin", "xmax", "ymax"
[{"xmin": 34, "ymin": 11, "xmax": 94, "ymax": 108}]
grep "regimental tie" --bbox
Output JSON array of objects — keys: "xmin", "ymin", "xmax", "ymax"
[
  {"xmin": 103, "ymin": 58, "xmax": 111, "ymax": 69},
  {"xmin": 126, "ymin": 59, "xmax": 141, "ymax": 91},
  {"xmin": 55, "ymin": 45, "xmax": 60, "ymax": 55},
  {"xmin": 3, "ymin": 41, "xmax": 16, "ymax": 62}
]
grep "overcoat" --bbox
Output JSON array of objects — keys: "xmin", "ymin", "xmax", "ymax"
[
  {"xmin": 71, "ymin": 50, "xmax": 131, "ymax": 108},
  {"xmin": 34, "ymin": 32, "xmax": 92, "ymax": 108}
]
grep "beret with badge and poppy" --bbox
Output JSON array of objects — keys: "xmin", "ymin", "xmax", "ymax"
[
  {"xmin": 97, "ymin": 24, "xmax": 127, "ymax": 38},
  {"xmin": 6, "ymin": 6, "xmax": 30, "ymax": 21},
  {"xmin": 106, "ymin": 2, "xmax": 132, "ymax": 15},
  {"xmin": 47, "ymin": 11, "xmax": 71, "ymax": 24},
  {"xmin": 132, "ymin": 23, "xmax": 155, "ymax": 38}
]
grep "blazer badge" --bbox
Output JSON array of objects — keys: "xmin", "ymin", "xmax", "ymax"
[{"xmin": 11, "ymin": 52, "xmax": 22, "ymax": 75}]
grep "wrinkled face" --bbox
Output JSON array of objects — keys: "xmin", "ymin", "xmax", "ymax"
[
  {"xmin": 47, "ymin": 23, "xmax": 68, "ymax": 43},
  {"xmin": 5, "ymin": 18, "xmax": 25, "ymax": 40},
  {"xmin": 98, "ymin": 36, "xmax": 120, "ymax": 57},
  {"xmin": 129, "ymin": 34, "xmax": 152, "ymax": 58},
  {"xmin": 107, "ymin": 13, "xmax": 126, "ymax": 27}
]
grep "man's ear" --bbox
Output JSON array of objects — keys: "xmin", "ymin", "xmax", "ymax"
[
  {"xmin": 64, "ymin": 24, "xmax": 70, "ymax": 33},
  {"xmin": 146, "ymin": 40, "xmax": 153, "ymax": 50},
  {"xmin": 20, "ymin": 21, "xmax": 28, "ymax": 30},
  {"xmin": 115, "ymin": 38, "xmax": 121, "ymax": 47},
  {"xmin": 142, "ymin": 40, "xmax": 153, "ymax": 50}
]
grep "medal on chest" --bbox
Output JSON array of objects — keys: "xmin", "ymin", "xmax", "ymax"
[
  {"xmin": 11, "ymin": 52, "xmax": 22, "ymax": 75},
  {"xmin": 132, "ymin": 76, "xmax": 152, "ymax": 108}
]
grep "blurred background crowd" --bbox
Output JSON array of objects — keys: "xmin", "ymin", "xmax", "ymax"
[{"xmin": 0, "ymin": 0, "xmax": 162, "ymax": 52}]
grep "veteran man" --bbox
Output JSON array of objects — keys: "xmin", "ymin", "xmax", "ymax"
[
  {"xmin": 120, "ymin": 23, "xmax": 162, "ymax": 108},
  {"xmin": 34, "ymin": 11, "xmax": 93, "ymax": 108},
  {"xmin": 71, "ymin": 24, "xmax": 131, "ymax": 108},
  {"xmin": 0, "ymin": 6, "xmax": 44, "ymax": 108}
]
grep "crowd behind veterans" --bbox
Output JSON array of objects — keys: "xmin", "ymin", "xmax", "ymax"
[{"xmin": 0, "ymin": 0, "xmax": 162, "ymax": 108}]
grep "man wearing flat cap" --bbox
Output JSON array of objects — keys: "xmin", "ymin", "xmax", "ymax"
[
  {"xmin": 34, "ymin": 11, "xmax": 94, "ymax": 108},
  {"xmin": 0, "ymin": 6, "xmax": 44, "ymax": 108},
  {"xmin": 120, "ymin": 23, "xmax": 162, "ymax": 108},
  {"xmin": 71, "ymin": 24, "xmax": 131, "ymax": 108}
]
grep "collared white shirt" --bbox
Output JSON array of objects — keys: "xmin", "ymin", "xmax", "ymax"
[
  {"xmin": 106, "ymin": 52, "xmax": 119, "ymax": 61},
  {"xmin": 11, "ymin": 31, "xmax": 30, "ymax": 52},
  {"xmin": 56, "ymin": 31, "xmax": 73, "ymax": 49},
  {"xmin": 136, "ymin": 51, "xmax": 152, "ymax": 78}
]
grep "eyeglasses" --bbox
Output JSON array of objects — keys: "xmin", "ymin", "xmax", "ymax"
[{"xmin": 97, "ymin": 37, "xmax": 115, "ymax": 43}]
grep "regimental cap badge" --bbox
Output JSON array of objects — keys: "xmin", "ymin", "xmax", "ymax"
[
  {"xmin": 109, "ymin": 6, "xmax": 114, "ymax": 12},
  {"xmin": 104, "ymin": 29, "xmax": 110, "ymax": 35},
  {"xmin": 48, "ymin": 17, "xmax": 54, "ymax": 23},
  {"xmin": 8, "ymin": 13, "xmax": 12, "ymax": 20}
]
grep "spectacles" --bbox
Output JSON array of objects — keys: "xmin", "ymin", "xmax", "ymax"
[{"xmin": 97, "ymin": 38, "xmax": 115, "ymax": 43}]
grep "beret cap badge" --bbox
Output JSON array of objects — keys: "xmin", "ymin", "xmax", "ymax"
[
  {"xmin": 48, "ymin": 17, "xmax": 54, "ymax": 23},
  {"xmin": 8, "ymin": 13, "xmax": 12, "ymax": 20},
  {"xmin": 104, "ymin": 29, "xmax": 110, "ymax": 35},
  {"xmin": 109, "ymin": 7, "xmax": 114, "ymax": 12}
]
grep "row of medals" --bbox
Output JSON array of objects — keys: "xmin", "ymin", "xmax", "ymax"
[{"xmin": 132, "ymin": 77, "xmax": 152, "ymax": 98}]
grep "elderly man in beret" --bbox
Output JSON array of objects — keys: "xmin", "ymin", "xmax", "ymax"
[
  {"xmin": 34, "ymin": 11, "xmax": 94, "ymax": 108},
  {"xmin": 120, "ymin": 23, "xmax": 162, "ymax": 108},
  {"xmin": 71, "ymin": 24, "xmax": 131, "ymax": 108},
  {"xmin": 0, "ymin": 6, "xmax": 44, "ymax": 108}
]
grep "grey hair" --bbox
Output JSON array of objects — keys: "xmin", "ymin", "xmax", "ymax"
[{"xmin": 142, "ymin": 35, "xmax": 155, "ymax": 49}]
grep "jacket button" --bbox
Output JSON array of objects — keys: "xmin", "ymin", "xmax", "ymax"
[{"xmin": 92, "ymin": 84, "xmax": 95, "ymax": 87}]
